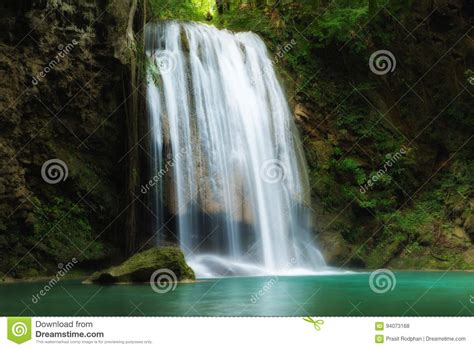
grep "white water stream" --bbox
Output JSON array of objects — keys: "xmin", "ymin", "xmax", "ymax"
[{"xmin": 146, "ymin": 21, "xmax": 325, "ymax": 277}]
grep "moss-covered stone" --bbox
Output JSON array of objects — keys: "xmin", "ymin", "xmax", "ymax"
[
  {"xmin": 85, "ymin": 247, "xmax": 195, "ymax": 284},
  {"xmin": 366, "ymin": 240, "xmax": 403, "ymax": 269}
]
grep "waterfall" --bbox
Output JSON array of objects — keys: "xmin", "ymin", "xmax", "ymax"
[{"xmin": 145, "ymin": 21, "xmax": 325, "ymax": 277}]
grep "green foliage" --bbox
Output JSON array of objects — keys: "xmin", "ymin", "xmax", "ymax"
[
  {"xmin": 336, "ymin": 158, "xmax": 366, "ymax": 185},
  {"xmin": 309, "ymin": 5, "xmax": 369, "ymax": 51},
  {"xmin": 215, "ymin": 6, "xmax": 275, "ymax": 37},
  {"xmin": 385, "ymin": 200, "xmax": 439, "ymax": 239},
  {"xmin": 465, "ymin": 69, "xmax": 474, "ymax": 85},
  {"xmin": 143, "ymin": 0, "xmax": 473, "ymax": 270},
  {"xmin": 148, "ymin": 0, "xmax": 215, "ymax": 21},
  {"xmin": 32, "ymin": 197, "xmax": 105, "ymax": 263},
  {"xmin": 438, "ymin": 160, "xmax": 474, "ymax": 201},
  {"xmin": 145, "ymin": 56, "xmax": 161, "ymax": 85}
]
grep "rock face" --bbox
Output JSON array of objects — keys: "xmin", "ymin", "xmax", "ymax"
[
  {"xmin": 85, "ymin": 247, "xmax": 195, "ymax": 284},
  {"xmin": 282, "ymin": 1, "xmax": 474, "ymax": 270},
  {"xmin": 0, "ymin": 0, "xmax": 132, "ymax": 276}
]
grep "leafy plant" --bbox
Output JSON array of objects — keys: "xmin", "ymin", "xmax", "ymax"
[
  {"xmin": 32, "ymin": 197, "xmax": 105, "ymax": 263},
  {"xmin": 149, "ymin": 0, "xmax": 215, "ymax": 22},
  {"xmin": 309, "ymin": 6, "xmax": 369, "ymax": 51}
]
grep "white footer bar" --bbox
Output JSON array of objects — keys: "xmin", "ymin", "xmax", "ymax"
[{"xmin": 1, "ymin": 317, "xmax": 471, "ymax": 348}]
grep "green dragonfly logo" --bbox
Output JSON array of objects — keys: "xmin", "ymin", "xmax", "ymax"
[{"xmin": 303, "ymin": 316, "xmax": 324, "ymax": 331}]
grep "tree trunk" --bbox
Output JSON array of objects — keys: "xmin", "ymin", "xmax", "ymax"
[
  {"xmin": 124, "ymin": 0, "xmax": 139, "ymax": 256},
  {"xmin": 217, "ymin": 0, "xmax": 224, "ymax": 14},
  {"xmin": 217, "ymin": 0, "xmax": 231, "ymax": 14}
]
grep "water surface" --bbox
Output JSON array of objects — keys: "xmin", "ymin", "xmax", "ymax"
[{"xmin": 1, "ymin": 272, "xmax": 472, "ymax": 316}]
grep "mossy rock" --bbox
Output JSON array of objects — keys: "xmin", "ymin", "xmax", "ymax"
[
  {"xmin": 85, "ymin": 247, "xmax": 195, "ymax": 284},
  {"xmin": 366, "ymin": 240, "xmax": 403, "ymax": 269}
]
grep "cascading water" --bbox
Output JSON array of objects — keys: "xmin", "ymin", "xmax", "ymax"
[{"xmin": 145, "ymin": 21, "xmax": 325, "ymax": 277}]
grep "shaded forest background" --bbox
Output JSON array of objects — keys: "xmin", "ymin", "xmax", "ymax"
[{"xmin": 0, "ymin": 0, "xmax": 472, "ymax": 278}]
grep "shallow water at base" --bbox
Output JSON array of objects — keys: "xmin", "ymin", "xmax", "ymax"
[{"xmin": 0, "ymin": 272, "xmax": 472, "ymax": 316}]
